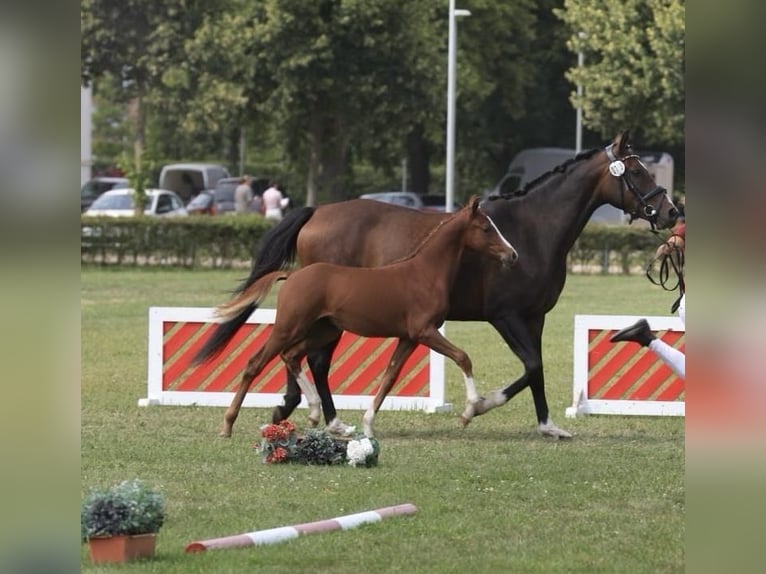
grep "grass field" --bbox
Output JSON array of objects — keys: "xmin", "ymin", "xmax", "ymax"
[{"xmin": 81, "ymin": 268, "xmax": 684, "ymax": 573}]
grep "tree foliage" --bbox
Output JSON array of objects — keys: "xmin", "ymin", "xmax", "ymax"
[
  {"xmin": 556, "ymin": 0, "xmax": 685, "ymax": 145},
  {"xmin": 81, "ymin": 0, "xmax": 685, "ymax": 204}
]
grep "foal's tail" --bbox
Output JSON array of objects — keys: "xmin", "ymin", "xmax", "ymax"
[
  {"xmin": 215, "ymin": 271, "xmax": 289, "ymax": 322},
  {"xmin": 193, "ymin": 206, "xmax": 316, "ymax": 364}
]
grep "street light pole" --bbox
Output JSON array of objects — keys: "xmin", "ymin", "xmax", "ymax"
[
  {"xmin": 575, "ymin": 32, "xmax": 587, "ymax": 154},
  {"xmin": 575, "ymin": 49, "xmax": 584, "ymax": 154},
  {"xmin": 445, "ymin": 0, "xmax": 471, "ymax": 213}
]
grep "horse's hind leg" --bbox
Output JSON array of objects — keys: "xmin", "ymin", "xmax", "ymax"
[
  {"xmin": 222, "ymin": 343, "xmax": 281, "ymax": 437},
  {"xmin": 272, "ymin": 372, "xmax": 302, "ymax": 424},
  {"xmin": 273, "ymin": 322, "xmax": 350, "ymax": 432},
  {"xmin": 280, "ymin": 344, "xmax": 322, "ymax": 428},
  {"xmin": 416, "ymin": 328, "xmax": 481, "ymax": 426},
  {"xmin": 362, "ymin": 339, "xmax": 417, "ymax": 437},
  {"xmin": 307, "ymin": 337, "xmax": 355, "ymax": 437}
]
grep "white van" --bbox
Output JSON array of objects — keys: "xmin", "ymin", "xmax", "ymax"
[
  {"xmin": 487, "ymin": 148, "xmax": 674, "ymax": 224},
  {"xmin": 158, "ymin": 163, "xmax": 231, "ymax": 204}
]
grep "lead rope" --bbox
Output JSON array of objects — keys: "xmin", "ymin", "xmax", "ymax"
[{"xmin": 645, "ymin": 243, "xmax": 685, "ymax": 312}]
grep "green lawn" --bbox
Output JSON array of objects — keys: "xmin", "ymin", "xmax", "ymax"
[{"xmin": 81, "ymin": 267, "xmax": 684, "ymax": 573}]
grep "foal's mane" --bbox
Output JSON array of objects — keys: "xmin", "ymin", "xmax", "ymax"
[
  {"xmin": 491, "ymin": 147, "xmax": 601, "ymax": 201},
  {"xmin": 388, "ymin": 209, "xmax": 463, "ymax": 265}
]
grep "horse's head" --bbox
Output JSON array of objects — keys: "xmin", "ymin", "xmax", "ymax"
[
  {"xmin": 464, "ymin": 195, "xmax": 519, "ymax": 266},
  {"xmin": 601, "ymin": 131, "xmax": 679, "ymax": 230}
]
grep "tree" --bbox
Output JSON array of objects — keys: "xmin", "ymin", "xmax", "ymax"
[
  {"xmin": 555, "ymin": 0, "xmax": 685, "ymax": 146},
  {"xmin": 246, "ymin": 0, "xmax": 450, "ymax": 205},
  {"xmin": 81, "ymin": 0, "xmax": 215, "ymax": 211}
]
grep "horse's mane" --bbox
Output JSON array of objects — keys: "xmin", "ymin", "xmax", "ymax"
[
  {"xmin": 388, "ymin": 210, "xmax": 461, "ymax": 265},
  {"xmin": 491, "ymin": 147, "xmax": 601, "ymax": 201}
]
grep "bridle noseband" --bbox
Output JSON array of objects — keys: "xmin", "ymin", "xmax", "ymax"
[{"xmin": 605, "ymin": 143, "xmax": 666, "ymax": 230}]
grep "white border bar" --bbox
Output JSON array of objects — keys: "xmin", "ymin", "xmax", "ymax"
[
  {"xmin": 141, "ymin": 307, "xmax": 449, "ymax": 413},
  {"xmin": 566, "ymin": 314, "xmax": 685, "ymax": 418}
]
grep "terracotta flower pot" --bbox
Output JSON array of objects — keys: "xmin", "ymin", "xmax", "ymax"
[{"xmin": 88, "ymin": 533, "xmax": 156, "ymax": 563}]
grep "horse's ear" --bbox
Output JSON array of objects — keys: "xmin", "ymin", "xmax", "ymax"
[
  {"xmin": 617, "ymin": 130, "xmax": 632, "ymax": 154},
  {"xmin": 469, "ymin": 195, "xmax": 480, "ymax": 213}
]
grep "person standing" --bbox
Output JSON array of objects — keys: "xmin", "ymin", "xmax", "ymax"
[
  {"xmin": 234, "ymin": 176, "xmax": 253, "ymax": 214},
  {"xmin": 262, "ymin": 180, "xmax": 289, "ymax": 221},
  {"xmin": 610, "ymin": 220, "xmax": 686, "ymax": 378}
]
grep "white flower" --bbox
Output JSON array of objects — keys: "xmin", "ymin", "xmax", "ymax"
[{"xmin": 346, "ymin": 438, "xmax": 373, "ymax": 466}]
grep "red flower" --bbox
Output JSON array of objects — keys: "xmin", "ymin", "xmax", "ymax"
[
  {"xmin": 269, "ymin": 447, "xmax": 288, "ymax": 463},
  {"xmin": 279, "ymin": 420, "xmax": 296, "ymax": 433},
  {"xmin": 262, "ymin": 424, "xmax": 287, "ymax": 442}
]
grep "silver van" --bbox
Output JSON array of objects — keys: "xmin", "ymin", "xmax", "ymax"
[
  {"xmin": 158, "ymin": 163, "xmax": 231, "ymax": 204},
  {"xmin": 487, "ymin": 147, "xmax": 674, "ymax": 224}
]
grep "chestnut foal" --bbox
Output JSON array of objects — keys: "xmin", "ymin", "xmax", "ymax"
[{"xmin": 212, "ymin": 196, "xmax": 517, "ymax": 437}]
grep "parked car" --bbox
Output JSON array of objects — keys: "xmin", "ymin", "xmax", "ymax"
[
  {"xmin": 158, "ymin": 163, "xmax": 231, "ymax": 204},
  {"xmin": 81, "ymin": 177, "xmax": 129, "ymax": 212},
  {"xmin": 360, "ymin": 191, "xmax": 461, "ymax": 212},
  {"xmin": 84, "ymin": 188, "xmax": 189, "ymax": 217},
  {"xmin": 186, "ymin": 191, "xmax": 216, "ymax": 215},
  {"xmin": 420, "ymin": 194, "xmax": 462, "ymax": 212},
  {"xmin": 213, "ymin": 176, "xmax": 270, "ymax": 215}
]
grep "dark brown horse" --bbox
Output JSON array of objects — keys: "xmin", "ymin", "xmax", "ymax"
[
  {"xmin": 209, "ymin": 197, "xmax": 517, "ymax": 437},
  {"xmin": 196, "ymin": 132, "xmax": 679, "ymax": 439}
]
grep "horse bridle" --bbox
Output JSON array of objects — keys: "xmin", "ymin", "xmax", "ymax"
[{"xmin": 605, "ymin": 143, "xmax": 667, "ymax": 230}]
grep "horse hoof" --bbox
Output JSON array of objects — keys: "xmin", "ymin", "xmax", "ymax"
[
  {"xmin": 459, "ymin": 415, "xmax": 471, "ymax": 428},
  {"xmin": 326, "ymin": 418, "xmax": 356, "ymax": 437},
  {"xmin": 271, "ymin": 406, "xmax": 285, "ymax": 424},
  {"xmin": 538, "ymin": 424, "xmax": 573, "ymax": 439},
  {"xmin": 219, "ymin": 430, "xmax": 232, "ymax": 438}
]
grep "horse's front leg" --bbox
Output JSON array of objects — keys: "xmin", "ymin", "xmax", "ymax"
[
  {"xmin": 415, "ymin": 328, "xmax": 482, "ymax": 425},
  {"xmin": 363, "ymin": 339, "xmax": 416, "ymax": 437},
  {"xmin": 475, "ymin": 313, "xmax": 572, "ymax": 439}
]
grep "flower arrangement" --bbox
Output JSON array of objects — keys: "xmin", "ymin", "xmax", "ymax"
[
  {"xmin": 81, "ymin": 479, "xmax": 165, "ymax": 540},
  {"xmin": 255, "ymin": 421, "xmax": 380, "ymax": 467}
]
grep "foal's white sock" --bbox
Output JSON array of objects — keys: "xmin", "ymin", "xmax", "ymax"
[{"xmin": 648, "ymin": 339, "xmax": 685, "ymax": 380}]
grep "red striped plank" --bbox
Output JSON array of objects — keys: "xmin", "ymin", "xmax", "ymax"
[
  {"xmin": 329, "ymin": 338, "xmax": 392, "ymax": 393},
  {"xmin": 164, "ymin": 323, "xmax": 211, "ymax": 362},
  {"xmin": 598, "ymin": 349, "xmax": 662, "ymax": 400},
  {"xmin": 342, "ymin": 339, "xmax": 399, "ymax": 396},
  {"xmin": 629, "ymin": 364, "xmax": 674, "ymax": 400},
  {"xmin": 395, "ymin": 362, "xmax": 430, "ymax": 396},
  {"xmin": 588, "ymin": 341, "xmax": 642, "ymax": 396},
  {"xmin": 656, "ymin": 377, "xmax": 684, "ymax": 401},
  {"xmin": 172, "ymin": 323, "xmax": 257, "ymax": 391},
  {"xmin": 163, "ymin": 323, "xmax": 218, "ymax": 388},
  {"xmin": 199, "ymin": 325, "xmax": 274, "ymax": 392}
]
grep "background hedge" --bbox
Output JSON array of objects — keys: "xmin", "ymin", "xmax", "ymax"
[{"xmin": 81, "ymin": 216, "xmax": 668, "ymax": 274}]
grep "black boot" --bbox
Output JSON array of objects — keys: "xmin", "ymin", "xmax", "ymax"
[{"xmin": 610, "ymin": 319, "xmax": 655, "ymax": 347}]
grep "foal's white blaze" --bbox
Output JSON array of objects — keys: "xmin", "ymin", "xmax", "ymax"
[{"xmin": 486, "ymin": 215, "xmax": 516, "ymax": 253}]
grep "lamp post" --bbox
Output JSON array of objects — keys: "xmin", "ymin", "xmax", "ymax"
[
  {"xmin": 575, "ymin": 32, "xmax": 587, "ymax": 154},
  {"xmin": 445, "ymin": 0, "xmax": 471, "ymax": 212}
]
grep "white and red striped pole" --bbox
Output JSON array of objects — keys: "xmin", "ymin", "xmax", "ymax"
[{"xmin": 185, "ymin": 503, "xmax": 418, "ymax": 553}]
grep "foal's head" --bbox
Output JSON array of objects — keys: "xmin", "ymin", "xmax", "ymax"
[{"xmin": 461, "ymin": 195, "xmax": 519, "ymax": 266}]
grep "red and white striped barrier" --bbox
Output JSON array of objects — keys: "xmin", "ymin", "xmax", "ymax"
[
  {"xmin": 139, "ymin": 307, "xmax": 450, "ymax": 413},
  {"xmin": 185, "ymin": 503, "xmax": 418, "ymax": 553},
  {"xmin": 566, "ymin": 314, "xmax": 685, "ymax": 418}
]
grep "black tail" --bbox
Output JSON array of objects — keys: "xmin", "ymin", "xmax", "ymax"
[{"xmin": 193, "ymin": 206, "xmax": 317, "ymax": 364}]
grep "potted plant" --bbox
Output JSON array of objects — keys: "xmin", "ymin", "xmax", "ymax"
[{"xmin": 81, "ymin": 479, "xmax": 165, "ymax": 564}]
